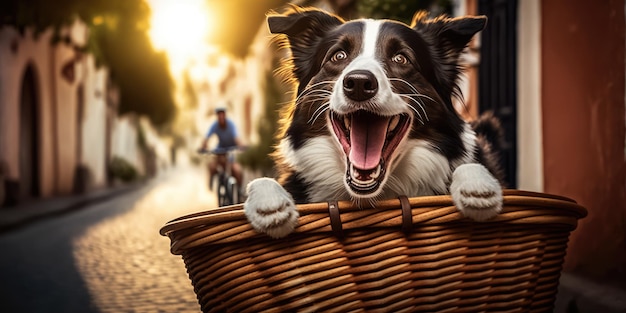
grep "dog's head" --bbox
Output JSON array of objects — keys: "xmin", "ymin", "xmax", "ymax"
[{"xmin": 270, "ymin": 7, "xmax": 486, "ymax": 199}]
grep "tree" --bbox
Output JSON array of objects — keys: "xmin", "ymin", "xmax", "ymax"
[
  {"xmin": 355, "ymin": 0, "xmax": 452, "ymax": 24},
  {"xmin": 0, "ymin": 0, "xmax": 176, "ymax": 126}
]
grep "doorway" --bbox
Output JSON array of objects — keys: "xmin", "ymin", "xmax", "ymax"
[
  {"xmin": 478, "ymin": 0, "xmax": 518, "ymax": 188},
  {"xmin": 19, "ymin": 65, "xmax": 41, "ymax": 199}
]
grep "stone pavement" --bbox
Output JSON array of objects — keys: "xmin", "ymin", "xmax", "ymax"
[
  {"xmin": 0, "ymin": 167, "xmax": 214, "ymax": 313},
  {"xmin": 71, "ymin": 168, "xmax": 212, "ymax": 313},
  {"xmin": 0, "ymin": 181, "xmax": 143, "ymax": 234}
]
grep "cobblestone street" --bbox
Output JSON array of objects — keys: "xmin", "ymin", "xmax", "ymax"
[{"xmin": 0, "ymin": 167, "xmax": 216, "ymax": 313}]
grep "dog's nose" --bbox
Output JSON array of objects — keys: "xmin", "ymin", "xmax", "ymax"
[{"xmin": 343, "ymin": 70, "xmax": 378, "ymax": 101}]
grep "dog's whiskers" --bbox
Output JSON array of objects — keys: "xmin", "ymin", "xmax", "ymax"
[
  {"xmin": 307, "ymin": 102, "xmax": 330, "ymax": 124},
  {"xmin": 298, "ymin": 92, "xmax": 332, "ymax": 105},
  {"xmin": 302, "ymin": 96, "xmax": 332, "ymax": 105},
  {"xmin": 390, "ymin": 78, "xmax": 422, "ymax": 96},
  {"xmin": 401, "ymin": 93, "xmax": 434, "ymax": 122},
  {"xmin": 399, "ymin": 95, "xmax": 427, "ymax": 125},
  {"xmin": 298, "ymin": 88, "xmax": 332, "ymax": 122},
  {"xmin": 299, "ymin": 90, "xmax": 332, "ymax": 98},
  {"xmin": 390, "ymin": 77, "xmax": 435, "ymax": 122},
  {"xmin": 367, "ymin": 196, "xmax": 379, "ymax": 208},
  {"xmin": 296, "ymin": 81, "xmax": 335, "ymax": 103}
]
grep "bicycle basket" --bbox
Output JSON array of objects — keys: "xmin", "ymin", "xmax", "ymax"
[{"xmin": 160, "ymin": 190, "xmax": 586, "ymax": 312}]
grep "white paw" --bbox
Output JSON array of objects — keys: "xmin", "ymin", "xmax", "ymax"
[
  {"xmin": 450, "ymin": 163, "xmax": 503, "ymax": 221},
  {"xmin": 243, "ymin": 177, "xmax": 299, "ymax": 238}
]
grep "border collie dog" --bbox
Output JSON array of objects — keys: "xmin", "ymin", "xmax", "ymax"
[{"xmin": 244, "ymin": 7, "xmax": 505, "ymax": 238}]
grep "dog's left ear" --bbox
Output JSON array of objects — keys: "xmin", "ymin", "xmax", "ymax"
[
  {"xmin": 411, "ymin": 12, "xmax": 486, "ymax": 95},
  {"xmin": 268, "ymin": 8, "xmax": 344, "ymax": 93},
  {"xmin": 411, "ymin": 12, "xmax": 486, "ymax": 57}
]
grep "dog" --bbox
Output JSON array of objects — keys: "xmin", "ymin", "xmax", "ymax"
[{"xmin": 243, "ymin": 7, "xmax": 505, "ymax": 239}]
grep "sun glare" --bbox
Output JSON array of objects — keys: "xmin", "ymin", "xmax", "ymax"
[{"xmin": 148, "ymin": 0, "xmax": 213, "ymax": 74}]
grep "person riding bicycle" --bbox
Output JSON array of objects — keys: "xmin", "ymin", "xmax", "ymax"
[{"xmin": 198, "ymin": 106, "xmax": 244, "ymax": 190}]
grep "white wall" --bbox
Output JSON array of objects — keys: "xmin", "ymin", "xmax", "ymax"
[
  {"xmin": 53, "ymin": 41, "xmax": 81, "ymax": 194},
  {"xmin": 139, "ymin": 116, "xmax": 172, "ymax": 170},
  {"xmin": 80, "ymin": 54, "xmax": 109, "ymax": 188},
  {"xmin": 517, "ymin": 0, "xmax": 544, "ymax": 192},
  {"xmin": 110, "ymin": 114, "xmax": 144, "ymax": 176}
]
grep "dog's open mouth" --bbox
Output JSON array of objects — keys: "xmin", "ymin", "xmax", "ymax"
[{"xmin": 330, "ymin": 110, "xmax": 411, "ymax": 195}]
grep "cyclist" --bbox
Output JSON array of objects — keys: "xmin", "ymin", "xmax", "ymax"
[{"xmin": 198, "ymin": 107, "xmax": 244, "ymax": 190}]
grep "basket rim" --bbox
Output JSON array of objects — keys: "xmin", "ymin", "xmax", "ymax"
[
  {"xmin": 162, "ymin": 190, "xmax": 578, "ymax": 226},
  {"xmin": 160, "ymin": 189, "xmax": 587, "ymax": 253}
]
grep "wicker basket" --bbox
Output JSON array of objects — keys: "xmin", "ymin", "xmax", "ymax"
[{"xmin": 160, "ymin": 190, "xmax": 586, "ymax": 313}]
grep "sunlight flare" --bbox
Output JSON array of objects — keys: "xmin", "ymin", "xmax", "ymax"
[{"xmin": 147, "ymin": 0, "xmax": 214, "ymax": 74}]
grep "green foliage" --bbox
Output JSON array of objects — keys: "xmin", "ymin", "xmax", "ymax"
[
  {"xmin": 137, "ymin": 124, "xmax": 147, "ymax": 150},
  {"xmin": 92, "ymin": 21, "xmax": 175, "ymax": 126},
  {"xmin": 356, "ymin": 0, "xmax": 452, "ymax": 24},
  {"xmin": 0, "ymin": 0, "xmax": 176, "ymax": 126},
  {"xmin": 109, "ymin": 156, "xmax": 139, "ymax": 183},
  {"xmin": 238, "ymin": 70, "xmax": 283, "ymax": 174}
]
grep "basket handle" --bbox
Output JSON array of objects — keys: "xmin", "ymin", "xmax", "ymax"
[
  {"xmin": 328, "ymin": 201, "xmax": 343, "ymax": 240},
  {"xmin": 399, "ymin": 195, "xmax": 412, "ymax": 233},
  {"xmin": 328, "ymin": 196, "xmax": 414, "ymax": 239}
]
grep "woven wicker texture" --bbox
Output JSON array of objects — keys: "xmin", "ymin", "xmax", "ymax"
[{"xmin": 160, "ymin": 190, "xmax": 587, "ymax": 313}]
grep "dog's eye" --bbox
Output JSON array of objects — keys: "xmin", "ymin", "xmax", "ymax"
[
  {"xmin": 331, "ymin": 50, "xmax": 348, "ymax": 62},
  {"xmin": 392, "ymin": 54, "xmax": 409, "ymax": 65}
]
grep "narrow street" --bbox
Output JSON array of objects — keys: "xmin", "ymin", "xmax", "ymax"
[{"xmin": 0, "ymin": 167, "xmax": 217, "ymax": 313}]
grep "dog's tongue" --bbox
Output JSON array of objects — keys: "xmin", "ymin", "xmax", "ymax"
[{"xmin": 349, "ymin": 112, "xmax": 389, "ymax": 170}]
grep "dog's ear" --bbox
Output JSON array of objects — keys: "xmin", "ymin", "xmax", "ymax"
[
  {"xmin": 411, "ymin": 12, "xmax": 486, "ymax": 99},
  {"xmin": 267, "ymin": 8, "xmax": 344, "ymax": 92},
  {"xmin": 411, "ymin": 12, "xmax": 486, "ymax": 58},
  {"xmin": 268, "ymin": 9, "xmax": 342, "ymax": 35}
]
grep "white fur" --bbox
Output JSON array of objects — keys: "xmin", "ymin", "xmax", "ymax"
[
  {"xmin": 383, "ymin": 139, "xmax": 451, "ymax": 198},
  {"xmin": 244, "ymin": 177, "xmax": 299, "ymax": 239},
  {"xmin": 449, "ymin": 163, "xmax": 503, "ymax": 221},
  {"xmin": 278, "ymin": 137, "xmax": 349, "ymax": 201},
  {"xmin": 361, "ymin": 19, "xmax": 381, "ymax": 57},
  {"xmin": 451, "ymin": 123, "xmax": 479, "ymax": 168}
]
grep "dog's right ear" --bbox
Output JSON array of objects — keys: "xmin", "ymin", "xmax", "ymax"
[{"xmin": 267, "ymin": 8, "xmax": 344, "ymax": 92}]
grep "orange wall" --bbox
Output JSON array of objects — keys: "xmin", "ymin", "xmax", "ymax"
[{"xmin": 542, "ymin": 0, "xmax": 626, "ymax": 284}]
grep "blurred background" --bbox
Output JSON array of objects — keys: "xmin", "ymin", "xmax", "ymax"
[{"xmin": 0, "ymin": 0, "xmax": 624, "ymax": 312}]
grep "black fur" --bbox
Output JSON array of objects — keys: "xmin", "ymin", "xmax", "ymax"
[
  {"xmin": 267, "ymin": 7, "xmax": 503, "ymax": 202},
  {"xmin": 472, "ymin": 112, "xmax": 506, "ymax": 185}
]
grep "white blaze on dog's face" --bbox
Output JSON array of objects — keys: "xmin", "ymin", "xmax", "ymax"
[
  {"xmin": 268, "ymin": 9, "xmax": 486, "ymax": 200},
  {"xmin": 326, "ymin": 19, "xmax": 417, "ymax": 196}
]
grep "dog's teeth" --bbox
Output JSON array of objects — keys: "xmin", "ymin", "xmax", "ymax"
[
  {"xmin": 344, "ymin": 116, "xmax": 351, "ymax": 130},
  {"xmin": 371, "ymin": 164, "xmax": 381, "ymax": 179},
  {"xmin": 388, "ymin": 116, "xmax": 400, "ymax": 132}
]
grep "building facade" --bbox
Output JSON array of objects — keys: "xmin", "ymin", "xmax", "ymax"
[
  {"xmin": 0, "ymin": 20, "xmax": 170, "ymax": 206},
  {"xmin": 460, "ymin": 0, "xmax": 626, "ymax": 285}
]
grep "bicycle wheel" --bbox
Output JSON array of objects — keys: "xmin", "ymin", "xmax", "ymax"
[
  {"xmin": 227, "ymin": 176, "xmax": 239, "ymax": 204},
  {"xmin": 217, "ymin": 175, "xmax": 229, "ymax": 207}
]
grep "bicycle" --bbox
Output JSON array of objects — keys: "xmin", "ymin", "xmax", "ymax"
[{"xmin": 199, "ymin": 146, "xmax": 243, "ymax": 207}]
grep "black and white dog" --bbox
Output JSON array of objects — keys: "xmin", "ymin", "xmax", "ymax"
[{"xmin": 244, "ymin": 7, "xmax": 504, "ymax": 238}]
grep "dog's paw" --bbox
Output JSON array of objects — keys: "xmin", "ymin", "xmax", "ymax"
[
  {"xmin": 243, "ymin": 177, "xmax": 299, "ymax": 239},
  {"xmin": 450, "ymin": 163, "xmax": 503, "ymax": 221}
]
